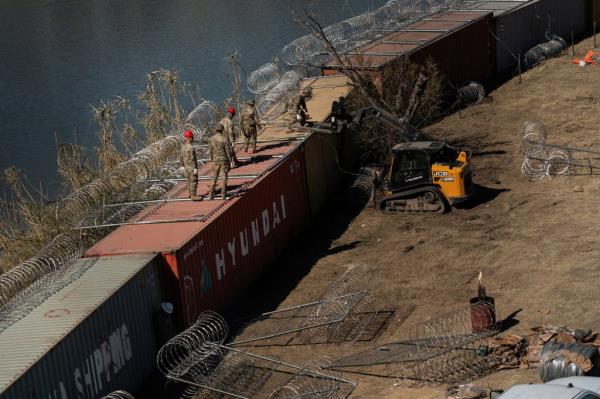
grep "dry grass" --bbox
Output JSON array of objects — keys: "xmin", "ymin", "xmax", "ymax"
[{"xmin": 0, "ymin": 68, "xmax": 194, "ymax": 273}]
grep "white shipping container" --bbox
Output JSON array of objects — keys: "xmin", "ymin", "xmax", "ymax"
[{"xmin": 0, "ymin": 254, "xmax": 163, "ymax": 399}]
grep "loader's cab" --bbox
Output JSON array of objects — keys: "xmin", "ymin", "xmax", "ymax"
[{"xmin": 384, "ymin": 141, "xmax": 473, "ymax": 206}]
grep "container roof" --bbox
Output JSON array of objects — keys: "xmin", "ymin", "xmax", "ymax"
[
  {"xmin": 452, "ymin": 0, "xmax": 532, "ymax": 16},
  {"xmin": 86, "ymin": 75, "xmax": 350, "ymax": 258},
  {"xmin": 323, "ymin": 10, "xmax": 491, "ymax": 69},
  {"xmin": 0, "ymin": 254, "xmax": 157, "ymax": 394},
  {"xmin": 301, "ymin": 75, "xmax": 352, "ymax": 122},
  {"xmin": 85, "ymin": 139, "xmax": 300, "ymax": 256}
]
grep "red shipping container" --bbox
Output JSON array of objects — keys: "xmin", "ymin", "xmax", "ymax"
[
  {"xmin": 86, "ymin": 140, "xmax": 309, "ymax": 327},
  {"xmin": 321, "ymin": 11, "xmax": 495, "ymax": 89}
]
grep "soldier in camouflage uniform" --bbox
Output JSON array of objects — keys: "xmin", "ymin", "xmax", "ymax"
[
  {"xmin": 208, "ymin": 123, "xmax": 233, "ymax": 200},
  {"xmin": 219, "ymin": 106, "xmax": 238, "ymax": 168},
  {"xmin": 240, "ymin": 99, "xmax": 261, "ymax": 153},
  {"xmin": 180, "ymin": 130, "xmax": 202, "ymax": 201}
]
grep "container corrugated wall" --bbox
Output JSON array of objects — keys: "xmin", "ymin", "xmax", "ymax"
[
  {"xmin": 591, "ymin": 0, "xmax": 600, "ymax": 26},
  {"xmin": 1, "ymin": 255, "xmax": 162, "ymax": 398},
  {"xmin": 406, "ymin": 12, "xmax": 495, "ymax": 85},
  {"xmin": 495, "ymin": 0, "xmax": 589, "ymax": 74},
  {"xmin": 321, "ymin": 12, "xmax": 494, "ymax": 87},
  {"xmin": 303, "ymin": 132, "xmax": 344, "ymax": 217},
  {"xmin": 167, "ymin": 146, "xmax": 309, "ymax": 327}
]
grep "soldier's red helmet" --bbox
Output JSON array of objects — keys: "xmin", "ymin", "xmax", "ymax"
[
  {"xmin": 227, "ymin": 106, "xmax": 236, "ymax": 116},
  {"xmin": 184, "ymin": 130, "xmax": 194, "ymax": 139}
]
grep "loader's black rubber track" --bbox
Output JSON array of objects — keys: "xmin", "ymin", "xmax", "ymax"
[{"xmin": 378, "ymin": 186, "xmax": 449, "ymax": 214}]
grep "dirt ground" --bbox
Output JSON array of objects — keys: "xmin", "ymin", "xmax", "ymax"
[{"xmin": 221, "ymin": 36, "xmax": 600, "ymax": 398}]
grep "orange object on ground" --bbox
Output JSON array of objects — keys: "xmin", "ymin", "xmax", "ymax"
[{"xmin": 572, "ymin": 50, "xmax": 599, "ymax": 65}]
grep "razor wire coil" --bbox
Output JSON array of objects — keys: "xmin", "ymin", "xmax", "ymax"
[
  {"xmin": 539, "ymin": 341, "xmax": 598, "ymax": 383},
  {"xmin": 158, "ymin": 311, "xmax": 354, "ymax": 398},
  {"xmin": 101, "ymin": 391, "xmax": 135, "ymax": 399},
  {"xmin": 247, "ymin": 63, "xmax": 281, "ymax": 94},
  {"xmin": 457, "ymin": 82, "xmax": 485, "ymax": 106},
  {"xmin": 524, "ymin": 36, "xmax": 566, "ymax": 68}
]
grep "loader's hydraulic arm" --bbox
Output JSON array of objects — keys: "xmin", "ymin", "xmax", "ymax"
[{"xmin": 349, "ymin": 106, "xmax": 433, "ymax": 142}]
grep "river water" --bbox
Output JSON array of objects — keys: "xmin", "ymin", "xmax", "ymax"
[{"xmin": 0, "ymin": 0, "xmax": 384, "ymax": 197}]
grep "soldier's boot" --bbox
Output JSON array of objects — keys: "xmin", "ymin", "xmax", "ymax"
[
  {"xmin": 250, "ymin": 140, "xmax": 257, "ymax": 154},
  {"xmin": 189, "ymin": 183, "xmax": 200, "ymax": 200}
]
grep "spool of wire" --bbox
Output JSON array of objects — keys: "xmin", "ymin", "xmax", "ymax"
[{"xmin": 539, "ymin": 341, "xmax": 598, "ymax": 382}]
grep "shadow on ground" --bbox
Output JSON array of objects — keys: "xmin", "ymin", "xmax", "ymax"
[
  {"xmin": 457, "ymin": 184, "xmax": 510, "ymax": 210},
  {"xmin": 224, "ymin": 182, "xmax": 366, "ymax": 323}
]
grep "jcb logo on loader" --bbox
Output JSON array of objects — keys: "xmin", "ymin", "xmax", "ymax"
[{"xmin": 434, "ymin": 171, "xmax": 448, "ymax": 177}]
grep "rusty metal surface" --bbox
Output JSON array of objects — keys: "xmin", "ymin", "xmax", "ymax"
[
  {"xmin": 453, "ymin": 0, "xmax": 530, "ymax": 17},
  {"xmin": 85, "ymin": 132, "xmax": 309, "ymax": 328},
  {"xmin": 85, "ymin": 140, "xmax": 300, "ymax": 256},
  {"xmin": 173, "ymin": 147, "xmax": 309, "ymax": 326}
]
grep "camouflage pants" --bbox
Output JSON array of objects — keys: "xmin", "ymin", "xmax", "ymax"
[
  {"xmin": 228, "ymin": 131, "xmax": 236, "ymax": 146},
  {"xmin": 209, "ymin": 162, "xmax": 229, "ymax": 198},
  {"xmin": 186, "ymin": 173, "xmax": 198, "ymax": 198},
  {"xmin": 228, "ymin": 137, "xmax": 238, "ymax": 166},
  {"xmin": 244, "ymin": 131, "xmax": 257, "ymax": 152}
]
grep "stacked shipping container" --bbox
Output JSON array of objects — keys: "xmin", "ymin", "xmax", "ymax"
[
  {"xmin": 322, "ymin": 0, "xmax": 595, "ymax": 81},
  {"xmin": 0, "ymin": 76, "xmax": 354, "ymax": 398},
  {"xmin": 85, "ymin": 140, "xmax": 310, "ymax": 328}
]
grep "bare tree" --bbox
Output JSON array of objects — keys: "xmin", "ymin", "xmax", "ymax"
[
  {"xmin": 291, "ymin": 3, "xmax": 445, "ymax": 158},
  {"xmin": 226, "ymin": 51, "xmax": 244, "ymax": 114},
  {"xmin": 291, "ymin": 5, "xmax": 388, "ymax": 110}
]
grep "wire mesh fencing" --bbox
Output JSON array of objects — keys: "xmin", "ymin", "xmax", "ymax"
[
  {"xmin": 328, "ymin": 302, "xmax": 501, "ymax": 385},
  {"xmin": 229, "ymin": 264, "xmax": 393, "ymax": 347},
  {"xmin": 157, "ymin": 311, "xmax": 356, "ymax": 399}
]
